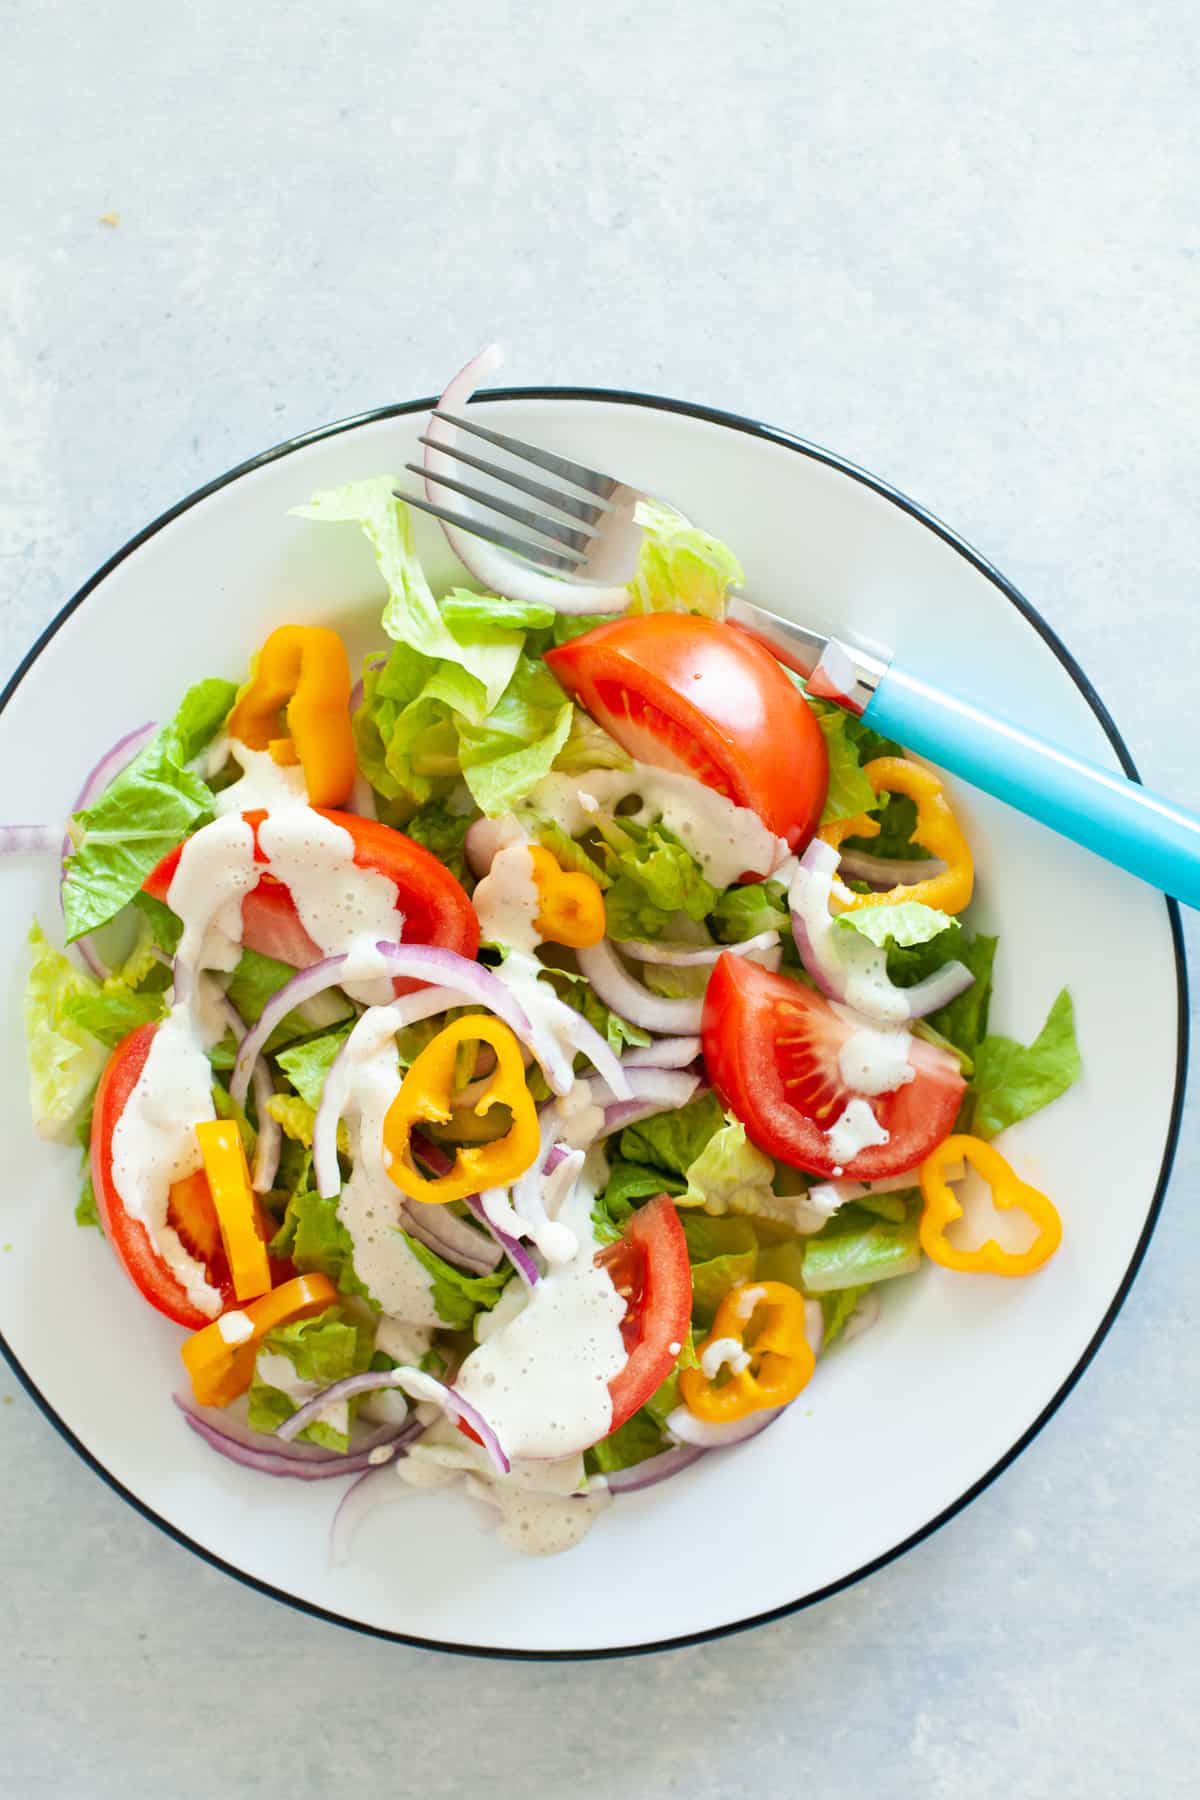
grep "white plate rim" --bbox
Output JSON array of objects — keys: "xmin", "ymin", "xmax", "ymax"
[{"xmin": 0, "ymin": 385, "xmax": 1188, "ymax": 1661}]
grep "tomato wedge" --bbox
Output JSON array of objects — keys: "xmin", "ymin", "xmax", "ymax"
[
  {"xmin": 546, "ymin": 614, "xmax": 828, "ymax": 856},
  {"xmin": 701, "ymin": 954, "xmax": 965, "ymax": 1179},
  {"xmin": 143, "ymin": 808, "xmax": 479, "ymax": 988},
  {"xmin": 91, "ymin": 1025, "xmax": 291, "ymax": 1329},
  {"xmin": 596, "ymin": 1194, "xmax": 692, "ymax": 1432}
]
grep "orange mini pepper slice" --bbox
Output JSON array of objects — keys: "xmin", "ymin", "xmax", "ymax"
[
  {"xmin": 919, "ymin": 1134, "xmax": 1062, "ymax": 1276},
  {"xmin": 180, "ymin": 1272, "xmax": 337, "ymax": 1407},
  {"xmin": 382, "ymin": 1016, "xmax": 540, "ymax": 1206},
  {"xmin": 194, "ymin": 1119, "xmax": 271, "ymax": 1302},
  {"xmin": 528, "ymin": 844, "xmax": 606, "ymax": 948},
  {"xmin": 819, "ymin": 755, "xmax": 974, "ymax": 915},
  {"xmin": 679, "ymin": 1279, "xmax": 815, "ymax": 1424},
  {"xmin": 226, "ymin": 624, "xmax": 355, "ymax": 807}
]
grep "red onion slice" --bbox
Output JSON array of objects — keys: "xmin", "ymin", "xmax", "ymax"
[
  {"xmin": 276, "ymin": 1365, "xmax": 510, "ymax": 1476},
  {"xmin": 331, "ymin": 1462, "xmax": 403, "ymax": 1564},
  {"xmin": 839, "ymin": 847, "xmax": 947, "ymax": 889},
  {"xmin": 599, "ymin": 1444, "xmax": 707, "ymax": 1493},
  {"xmin": 180, "ymin": 1406, "xmax": 422, "ymax": 1480},
  {"xmin": 215, "ymin": 994, "xmax": 281, "ymax": 1193},
  {"xmin": 424, "ymin": 347, "xmax": 630, "ymax": 615},
  {"xmin": 615, "ymin": 930, "xmax": 779, "ymax": 967},
  {"xmin": 664, "ymin": 1403, "xmax": 785, "ymax": 1449},
  {"xmin": 398, "ymin": 1198, "xmax": 501, "ymax": 1275},
  {"xmin": 465, "ymin": 1194, "xmax": 541, "ymax": 1285},
  {"xmin": 173, "ymin": 1391, "xmax": 416, "ymax": 1465},
  {"xmin": 620, "ymin": 1037, "xmax": 702, "ymax": 1070},
  {"xmin": 789, "ymin": 842, "xmax": 975, "ymax": 1024},
  {"xmin": 576, "ymin": 940, "xmax": 705, "ymax": 1034}
]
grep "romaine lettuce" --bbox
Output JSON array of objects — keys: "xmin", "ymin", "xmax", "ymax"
[
  {"xmin": 969, "ymin": 988, "xmax": 1081, "ymax": 1140},
  {"xmin": 629, "ymin": 499, "xmax": 744, "ymax": 619},
  {"xmin": 24, "ymin": 924, "xmax": 107, "ymax": 1142}
]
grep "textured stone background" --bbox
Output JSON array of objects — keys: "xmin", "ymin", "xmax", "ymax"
[{"xmin": 2, "ymin": 3, "xmax": 1196, "ymax": 1795}]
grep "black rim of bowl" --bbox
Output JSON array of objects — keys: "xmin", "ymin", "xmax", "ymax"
[{"xmin": 0, "ymin": 387, "xmax": 1188, "ymax": 1661}]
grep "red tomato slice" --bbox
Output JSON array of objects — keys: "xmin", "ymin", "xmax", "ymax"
[
  {"xmin": 701, "ymin": 954, "xmax": 965, "ymax": 1179},
  {"xmin": 596, "ymin": 1194, "xmax": 692, "ymax": 1432},
  {"xmin": 143, "ymin": 808, "xmax": 480, "ymax": 988},
  {"xmin": 546, "ymin": 615, "xmax": 829, "ymax": 856},
  {"xmin": 91, "ymin": 1024, "xmax": 224, "ymax": 1328}
]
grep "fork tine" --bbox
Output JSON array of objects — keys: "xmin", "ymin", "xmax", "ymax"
[
  {"xmin": 430, "ymin": 412, "xmax": 620, "ymax": 499},
  {"xmin": 416, "ymin": 436, "xmax": 609, "ymax": 525},
  {"xmin": 406, "ymin": 463, "xmax": 596, "ymax": 554},
  {"xmin": 395, "ymin": 488, "xmax": 588, "ymax": 570}
]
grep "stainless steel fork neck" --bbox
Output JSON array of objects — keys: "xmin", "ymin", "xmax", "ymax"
[{"xmin": 725, "ymin": 596, "xmax": 889, "ymax": 716}]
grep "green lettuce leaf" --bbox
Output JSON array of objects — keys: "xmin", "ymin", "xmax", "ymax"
[
  {"xmin": 802, "ymin": 1207, "xmax": 921, "ymax": 1292},
  {"xmin": 593, "ymin": 1162, "xmax": 686, "ymax": 1243},
  {"xmin": 526, "ymin": 817, "xmax": 610, "ymax": 888},
  {"xmin": 171, "ymin": 677, "xmax": 239, "ymax": 761},
  {"xmin": 680, "ymin": 1213, "xmax": 759, "ymax": 1326},
  {"xmin": 642, "ymin": 1329, "xmax": 699, "ymax": 1429},
  {"xmin": 817, "ymin": 710, "xmax": 878, "ymax": 825},
  {"xmin": 24, "ymin": 924, "xmax": 107, "ymax": 1142},
  {"xmin": 551, "ymin": 706, "xmax": 634, "ymax": 775},
  {"xmin": 846, "ymin": 791, "xmax": 927, "ymax": 861},
  {"xmin": 293, "ymin": 480, "xmax": 521, "ymax": 712},
  {"xmin": 60, "ymin": 980, "xmax": 165, "ymax": 1047},
  {"xmin": 619, "ymin": 1090, "xmax": 725, "ymax": 1178},
  {"xmin": 629, "ymin": 499, "xmax": 744, "ymax": 618},
  {"xmin": 440, "ymin": 589, "xmax": 556, "ymax": 631},
  {"xmin": 598, "ymin": 815, "xmax": 717, "ymax": 940},
  {"xmin": 402, "ymin": 798, "xmax": 474, "ymax": 882},
  {"xmin": 275, "ymin": 1027, "xmax": 353, "ymax": 1110},
  {"xmin": 708, "ymin": 878, "xmax": 790, "ymax": 943},
  {"xmin": 402, "ymin": 1233, "xmax": 512, "ymax": 1329},
  {"xmin": 969, "ymin": 988, "xmax": 1081, "ymax": 1140},
  {"xmin": 927, "ymin": 932, "xmax": 997, "ymax": 1057},
  {"xmin": 456, "ymin": 654, "xmax": 573, "ymax": 816},
  {"xmin": 819, "ymin": 1284, "xmax": 871, "ymax": 1348},
  {"xmin": 76, "ymin": 1168, "xmax": 102, "ymax": 1232},
  {"xmin": 585, "ymin": 1408, "xmax": 667, "ymax": 1475},
  {"xmin": 542, "ymin": 965, "xmax": 650, "ymax": 1055},
  {"xmin": 679, "ymin": 1116, "xmax": 777, "ymax": 1217},
  {"xmin": 248, "ymin": 1305, "xmax": 374, "ymax": 1451},
  {"xmin": 269, "ymin": 1182, "xmax": 370, "ymax": 1302},
  {"xmin": 836, "ymin": 900, "xmax": 955, "ymax": 949}
]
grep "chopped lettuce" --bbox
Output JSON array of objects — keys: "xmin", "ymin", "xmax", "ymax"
[
  {"xmin": 816, "ymin": 709, "xmax": 877, "ymax": 826},
  {"xmin": 679, "ymin": 1116, "xmax": 777, "ymax": 1218},
  {"xmin": 275, "ymin": 1027, "xmax": 353, "ymax": 1110},
  {"xmin": 247, "ymin": 1305, "xmax": 374, "ymax": 1451},
  {"xmin": 293, "ymin": 480, "xmax": 521, "ymax": 712},
  {"xmin": 584, "ymin": 1407, "xmax": 667, "ymax": 1475},
  {"xmin": 402, "ymin": 1233, "xmax": 512, "ymax": 1329},
  {"xmin": 269, "ymin": 1182, "xmax": 370, "ymax": 1302},
  {"xmin": 680, "ymin": 1213, "xmax": 759, "ymax": 1326},
  {"xmin": 845, "ymin": 790, "xmax": 926, "ymax": 861},
  {"xmin": 629, "ymin": 499, "xmax": 744, "ymax": 619},
  {"xmin": 708, "ymin": 878, "xmax": 790, "ymax": 944},
  {"xmin": 642, "ymin": 1329, "xmax": 699, "ymax": 1430},
  {"xmin": 76, "ymin": 1168, "xmax": 102, "ymax": 1232},
  {"xmin": 619, "ymin": 1090, "xmax": 725, "ymax": 1178},
  {"xmin": 927, "ymin": 933, "xmax": 997, "ymax": 1057},
  {"xmin": 819, "ymin": 1284, "xmax": 871, "ymax": 1348},
  {"xmin": 62, "ymin": 679, "xmax": 235, "ymax": 942},
  {"xmin": 837, "ymin": 901, "xmax": 955, "ymax": 950},
  {"xmin": 542, "ymin": 965, "xmax": 651, "ymax": 1054},
  {"xmin": 969, "ymin": 988, "xmax": 1081, "ymax": 1140},
  {"xmin": 265, "ymin": 1093, "xmax": 350, "ymax": 1156},
  {"xmin": 402, "ymin": 798, "xmax": 474, "ymax": 882},
  {"xmin": 801, "ymin": 1207, "xmax": 921, "ymax": 1292},
  {"xmin": 551, "ymin": 705, "xmax": 634, "ymax": 776},
  {"xmin": 593, "ymin": 1162, "xmax": 687, "ymax": 1243},
  {"xmin": 598, "ymin": 815, "xmax": 717, "ymax": 940},
  {"xmin": 440, "ymin": 589, "xmax": 556, "ymax": 632},
  {"xmin": 526, "ymin": 817, "xmax": 610, "ymax": 888},
  {"xmin": 455, "ymin": 654, "xmax": 573, "ymax": 816},
  {"xmin": 24, "ymin": 924, "xmax": 107, "ymax": 1142}
]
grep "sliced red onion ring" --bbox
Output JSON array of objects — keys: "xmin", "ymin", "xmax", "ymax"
[
  {"xmin": 551, "ymin": 1000, "xmax": 633, "ymax": 1098},
  {"xmin": 214, "ymin": 994, "xmax": 281, "ymax": 1192},
  {"xmin": 839, "ymin": 847, "xmax": 947, "ymax": 889},
  {"xmin": 586, "ymin": 1067, "xmax": 702, "ymax": 1141},
  {"xmin": 576, "ymin": 940, "xmax": 705, "ymax": 1034},
  {"xmin": 620, "ymin": 1037, "xmax": 702, "ymax": 1070},
  {"xmin": 615, "ymin": 930, "xmax": 779, "ymax": 967},
  {"xmin": 398, "ymin": 1199, "xmax": 501, "ymax": 1275},
  {"xmin": 173, "ymin": 1391, "xmax": 415, "ymax": 1465},
  {"xmin": 664, "ymin": 1403, "xmax": 785, "ymax": 1449},
  {"xmin": 465, "ymin": 1194, "xmax": 541, "ymax": 1285},
  {"xmin": 1, "ymin": 824, "xmax": 62, "ymax": 855},
  {"xmin": 424, "ymin": 347, "xmax": 630, "ymax": 615},
  {"xmin": 806, "ymin": 1169, "xmax": 919, "ymax": 1212},
  {"xmin": 180, "ymin": 1406, "xmax": 421, "ymax": 1480},
  {"xmin": 58, "ymin": 719, "xmax": 159, "ymax": 977},
  {"xmin": 789, "ymin": 841, "xmax": 974, "ymax": 1025},
  {"xmin": 277, "ymin": 1365, "xmax": 510, "ymax": 1476},
  {"xmin": 598, "ymin": 1444, "xmax": 707, "ymax": 1493},
  {"xmin": 331, "ymin": 1462, "xmax": 404, "ymax": 1564}
]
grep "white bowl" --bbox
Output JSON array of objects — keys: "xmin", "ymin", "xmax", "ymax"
[{"xmin": 0, "ymin": 389, "xmax": 1185, "ymax": 1657}]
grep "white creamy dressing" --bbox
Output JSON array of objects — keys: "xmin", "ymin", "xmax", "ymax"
[
  {"xmin": 168, "ymin": 812, "xmax": 259, "ymax": 978},
  {"xmin": 391, "ymin": 1419, "xmax": 606, "ymax": 1556},
  {"xmin": 213, "ymin": 741, "xmax": 307, "ymax": 814},
  {"xmin": 256, "ymin": 808, "xmax": 402, "ymax": 1005},
  {"xmin": 109, "ymin": 998, "xmax": 224, "ymax": 1317},
  {"xmin": 527, "ymin": 762, "xmax": 788, "ymax": 886},
  {"xmin": 254, "ymin": 1349, "xmax": 350, "ymax": 1440},
  {"xmin": 700, "ymin": 1336, "xmax": 753, "ymax": 1379},
  {"xmin": 453, "ymin": 1166, "xmax": 628, "ymax": 1461},
  {"xmin": 825, "ymin": 1096, "xmax": 892, "ymax": 1164},
  {"xmin": 472, "ymin": 843, "xmax": 541, "ymax": 953},
  {"xmin": 833, "ymin": 1014, "xmax": 916, "ymax": 1098}
]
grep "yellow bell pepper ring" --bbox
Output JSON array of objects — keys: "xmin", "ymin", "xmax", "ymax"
[
  {"xmin": 194, "ymin": 1119, "xmax": 271, "ymax": 1302},
  {"xmin": 227, "ymin": 624, "xmax": 356, "ymax": 807},
  {"xmin": 180, "ymin": 1272, "xmax": 337, "ymax": 1407},
  {"xmin": 919, "ymin": 1134, "xmax": 1062, "ymax": 1277},
  {"xmin": 819, "ymin": 755, "xmax": 974, "ymax": 915},
  {"xmin": 382, "ymin": 1016, "xmax": 540, "ymax": 1206},
  {"xmin": 528, "ymin": 844, "xmax": 606, "ymax": 948},
  {"xmin": 679, "ymin": 1280, "xmax": 816, "ymax": 1424}
]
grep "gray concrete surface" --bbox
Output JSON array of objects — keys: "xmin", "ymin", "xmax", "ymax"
[{"xmin": 2, "ymin": 2, "xmax": 1197, "ymax": 1795}]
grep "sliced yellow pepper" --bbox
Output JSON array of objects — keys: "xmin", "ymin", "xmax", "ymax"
[
  {"xmin": 194, "ymin": 1119, "xmax": 271, "ymax": 1302},
  {"xmin": 382, "ymin": 1016, "xmax": 540, "ymax": 1206},
  {"xmin": 819, "ymin": 755, "xmax": 974, "ymax": 915},
  {"xmin": 679, "ymin": 1280, "xmax": 815, "ymax": 1423},
  {"xmin": 919, "ymin": 1134, "xmax": 1062, "ymax": 1276},
  {"xmin": 180, "ymin": 1272, "xmax": 337, "ymax": 1407},
  {"xmin": 227, "ymin": 624, "xmax": 355, "ymax": 807},
  {"xmin": 528, "ymin": 844, "xmax": 606, "ymax": 948}
]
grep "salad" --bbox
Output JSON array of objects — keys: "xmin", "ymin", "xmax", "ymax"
[{"xmin": 20, "ymin": 404, "xmax": 1082, "ymax": 1560}]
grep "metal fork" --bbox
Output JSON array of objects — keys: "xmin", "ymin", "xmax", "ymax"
[{"xmin": 397, "ymin": 406, "xmax": 1200, "ymax": 909}]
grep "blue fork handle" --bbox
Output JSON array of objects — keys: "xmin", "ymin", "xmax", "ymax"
[{"xmin": 862, "ymin": 662, "xmax": 1200, "ymax": 909}]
